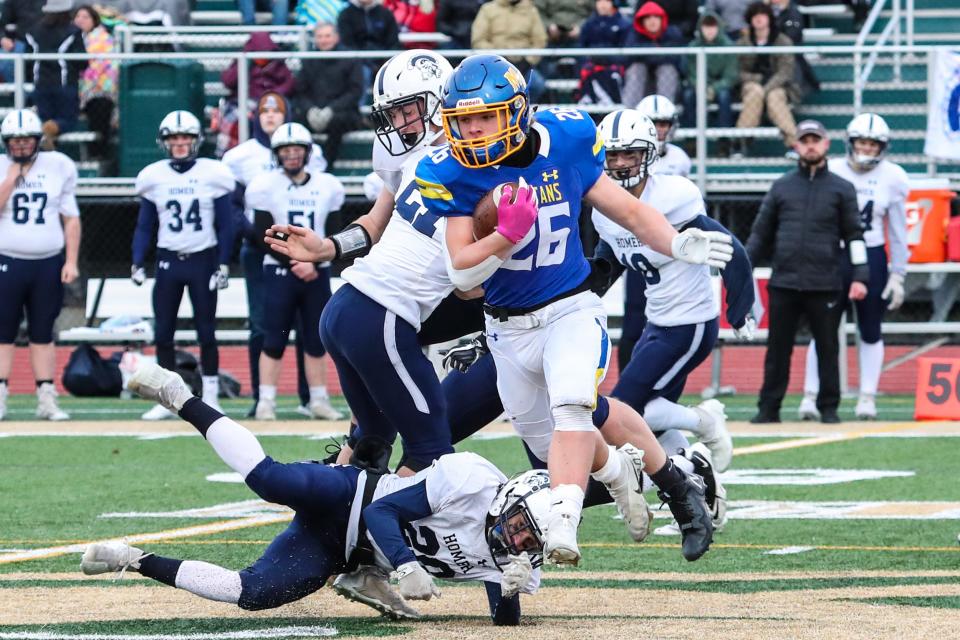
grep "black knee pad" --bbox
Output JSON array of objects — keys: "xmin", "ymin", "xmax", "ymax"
[{"xmin": 262, "ymin": 345, "xmax": 285, "ymax": 360}]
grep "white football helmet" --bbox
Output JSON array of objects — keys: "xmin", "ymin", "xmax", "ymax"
[
  {"xmin": 598, "ymin": 109, "xmax": 659, "ymax": 188},
  {"xmin": 1, "ymin": 109, "xmax": 42, "ymax": 164},
  {"xmin": 846, "ymin": 112, "xmax": 890, "ymax": 172},
  {"xmin": 157, "ymin": 110, "xmax": 203, "ymax": 161},
  {"xmin": 271, "ymin": 122, "xmax": 313, "ymax": 174},
  {"xmin": 636, "ymin": 94, "xmax": 678, "ymax": 154},
  {"xmin": 486, "ymin": 469, "xmax": 552, "ymax": 569},
  {"xmin": 372, "ymin": 49, "xmax": 453, "ymax": 156}
]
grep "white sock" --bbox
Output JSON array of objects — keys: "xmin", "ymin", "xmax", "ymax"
[
  {"xmin": 644, "ymin": 397, "xmax": 700, "ymax": 432},
  {"xmin": 590, "ymin": 445, "xmax": 622, "ymax": 485},
  {"xmin": 804, "ymin": 340, "xmax": 820, "ymax": 395},
  {"xmin": 259, "ymin": 385, "xmax": 277, "ymax": 401},
  {"xmin": 206, "ymin": 417, "xmax": 267, "ymax": 478},
  {"xmin": 202, "ymin": 376, "xmax": 219, "ymax": 404},
  {"xmin": 657, "ymin": 429, "xmax": 691, "ymax": 457},
  {"xmin": 309, "ymin": 386, "xmax": 328, "ymax": 403},
  {"xmin": 859, "ymin": 340, "xmax": 884, "ymax": 396},
  {"xmin": 174, "ymin": 560, "xmax": 242, "ymax": 604},
  {"xmin": 669, "ymin": 453, "xmax": 695, "ymax": 475},
  {"xmin": 550, "ymin": 484, "xmax": 585, "ymax": 520}
]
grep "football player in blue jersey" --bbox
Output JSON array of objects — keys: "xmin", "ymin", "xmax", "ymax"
[
  {"xmin": 81, "ymin": 363, "xmax": 552, "ymax": 626},
  {"xmin": 416, "ymin": 54, "xmax": 734, "ymax": 565}
]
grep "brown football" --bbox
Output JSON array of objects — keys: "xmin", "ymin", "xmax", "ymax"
[{"xmin": 472, "ymin": 181, "xmax": 520, "ymax": 240}]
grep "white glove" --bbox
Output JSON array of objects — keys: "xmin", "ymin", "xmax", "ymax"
[
  {"xmin": 733, "ymin": 315, "xmax": 757, "ymax": 341},
  {"xmin": 307, "ymin": 106, "xmax": 334, "ymax": 132},
  {"xmin": 881, "ymin": 272, "xmax": 905, "ymax": 310},
  {"xmin": 209, "ymin": 264, "xmax": 229, "ymax": 291},
  {"xmin": 393, "ymin": 561, "xmax": 440, "ymax": 601},
  {"xmin": 671, "ymin": 228, "xmax": 734, "ymax": 269},
  {"xmin": 130, "ymin": 265, "xmax": 146, "ymax": 287},
  {"xmin": 499, "ymin": 552, "xmax": 533, "ymax": 598}
]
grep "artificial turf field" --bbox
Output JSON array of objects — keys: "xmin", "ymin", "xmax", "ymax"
[{"xmin": 1, "ymin": 393, "xmax": 959, "ymax": 640}]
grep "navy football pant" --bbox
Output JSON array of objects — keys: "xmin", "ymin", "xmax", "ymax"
[
  {"xmin": 238, "ymin": 457, "xmax": 358, "ymax": 610},
  {"xmin": 618, "ymin": 270, "xmax": 648, "ymax": 373},
  {"xmin": 261, "ymin": 264, "xmax": 330, "ymax": 358},
  {"xmin": 153, "ymin": 248, "xmax": 218, "ymax": 374},
  {"xmin": 0, "ymin": 253, "xmax": 63, "ymax": 343},
  {"xmin": 842, "ymin": 245, "xmax": 889, "ymax": 344},
  {"xmin": 321, "ymin": 284, "xmax": 454, "ymax": 469}
]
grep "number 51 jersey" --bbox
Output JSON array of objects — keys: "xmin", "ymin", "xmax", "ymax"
[
  {"xmin": 135, "ymin": 158, "xmax": 235, "ymax": 254},
  {"xmin": 0, "ymin": 151, "xmax": 79, "ymax": 259}
]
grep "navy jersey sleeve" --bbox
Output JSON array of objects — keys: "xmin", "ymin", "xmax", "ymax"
[
  {"xmin": 132, "ymin": 199, "xmax": 159, "ymax": 267},
  {"xmin": 363, "ymin": 480, "xmax": 432, "ymax": 569},
  {"xmin": 213, "ymin": 193, "xmax": 235, "ymax": 264},
  {"xmin": 685, "ymin": 215, "xmax": 756, "ymax": 329}
]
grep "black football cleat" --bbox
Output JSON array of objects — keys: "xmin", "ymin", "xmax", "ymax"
[{"xmin": 657, "ymin": 474, "xmax": 714, "ymax": 561}]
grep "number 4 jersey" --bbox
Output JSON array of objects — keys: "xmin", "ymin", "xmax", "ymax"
[
  {"xmin": 135, "ymin": 158, "xmax": 234, "ymax": 254},
  {"xmin": 0, "ymin": 151, "xmax": 79, "ymax": 259},
  {"xmin": 244, "ymin": 169, "xmax": 345, "ymax": 267}
]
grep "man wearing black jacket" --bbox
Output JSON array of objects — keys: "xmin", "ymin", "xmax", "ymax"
[{"xmin": 746, "ymin": 120, "xmax": 868, "ymax": 424}]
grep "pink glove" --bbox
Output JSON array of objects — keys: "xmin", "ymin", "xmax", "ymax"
[{"xmin": 495, "ymin": 178, "xmax": 538, "ymax": 244}]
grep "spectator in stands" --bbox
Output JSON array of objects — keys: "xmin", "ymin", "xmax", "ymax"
[
  {"xmin": 384, "ymin": 0, "xmax": 437, "ymax": 49},
  {"xmin": 576, "ymin": 0, "xmax": 630, "ymax": 105},
  {"xmin": 703, "ymin": 0, "xmax": 750, "ymax": 40},
  {"xmin": 768, "ymin": 0, "xmax": 819, "ymax": 97},
  {"xmin": 534, "ymin": 0, "xmax": 592, "ymax": 47},
  {"xmin": 472, "ymin": 0, "xmax": 548, "ymax": 101},
  {"xmin": 734, "ymin": 1, "xmax": 798, "ymax": 157},
  {"xmin": 238, "ymin": 0, "xmax": 290, "ymax": 25},
  {"xmin": 621, "ymin": 1, "xmax": 684, "ymax": 107},
  {"xmin": 26, "ymin": 0, "xmax": 89, "ymax": 151},
  {"xmin": 293, "ymin": 21, "xmax": 363, "ymax": 168},
  {"xmin": 74, "ymin": 5, "xmax": 118, "ymax": 160},
  {"xmin": 436, "ymin": 0, "xmax": 484, "ymax": 49},
  {"xmin": 0, "ymin": 0, "xmax": 40, "ymax": 82},
  {"xmin": 682, "ymin": 11, "xmax": 736, "ymax": 155},
  {"xmin": 337, "ymin": 0, "xmax": 401, "ymax": 51},
  {"xmin": 222, "ymin": 32, "xmax": 295, "ymax": 102},
  {"xmin": 295, "ymin": 0, "xmax": 347, "ymax": 27},
  {"xmin": 652, "ymin": 0, "xmax": 699, "ymax": 42},
  {"xmin": 106, "ymin": 0, "xmax": 191, "ymax": 26},
  {"xmin": 745, "ymin": 119, "xmax": 868, "ymax": 424}
]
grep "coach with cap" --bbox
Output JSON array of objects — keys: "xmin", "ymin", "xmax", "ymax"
[{"xmin": 746, "ymin": 119, "xmax": 868, "ymax": 424}]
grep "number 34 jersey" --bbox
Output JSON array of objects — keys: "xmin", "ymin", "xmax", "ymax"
[
  {"xmin": 593, "ymin": 173, "xmax": 716, "ymax": 327},
  {"xmin": 245, "ymin": 170, "xmax": 345, "ymax": 267},
  {"xmin": 135, "ymin": 158, "xmax": 235, "ymax": 254},
  {"xmin": 372, "ymin": 452, "xmax": 541, "ymax": 593},
  {"xmin": 0, "ymin": 151, "xmax": 79, "ymax": 259}
]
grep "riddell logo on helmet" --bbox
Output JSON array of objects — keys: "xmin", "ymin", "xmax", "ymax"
[{"xmin": 456, "ymin": 98, "xmax": 485, "ymax": 108}]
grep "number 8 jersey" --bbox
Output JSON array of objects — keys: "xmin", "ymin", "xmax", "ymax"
[
  {"xmin": 0, "ymin": 151, "xmax": 79, "ymax": 259},
  {"xmin": 135, "ymin": 158, "xmax": 235, "ymax": 254}
]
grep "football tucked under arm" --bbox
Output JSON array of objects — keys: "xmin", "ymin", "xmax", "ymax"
[{"xmin": 471, "ymin": 179, "xmax": 538, "ymax": 241}]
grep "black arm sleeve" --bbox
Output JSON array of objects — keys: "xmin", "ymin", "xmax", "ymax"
[{"xmin": 252, "ymin": 209, "xmax": 291, "ymax": 267}]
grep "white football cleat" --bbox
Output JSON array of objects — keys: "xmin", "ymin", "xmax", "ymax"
[
  {"xmin": 693, "ymin": 399, "xmax": 732, "ymax": 473},
  {"xmin": 80, "ymin": 541, "xmax": 149, "ymax": 578},
  {"xmin": 295, "ymin": 404, "xmax": 313, "ymax": 418},
  {"xmin": 35, "ymin": 382, "xmax": 69, "ymax": 421},
  {"xmin": 604, "ymin": 444, "xmax": 653, "ymax": 542},
  {"xmin": 543, "ymin": 512, "xmax": 580, "ymax": 566},
  {"xmin": 128, "ymin": 363, "xmax": 193, "ymax": 414},
  {"xmin": 255, "ymin": 398, "xmax": 276, "ymax": 420},
  {"xmin": 855, "ymin": 395, "xmax": 877, "ymax": 420},
  {"xmin": 798, "ymin": 393, "xmax": 820, "ymax": 421},
  {"xmin": 332, "ymin": 566, "xmax": 421, "ymax": 620},
  {"xmin": 308, "ymin": 397, "xmax": 343, "ymax": 420}
]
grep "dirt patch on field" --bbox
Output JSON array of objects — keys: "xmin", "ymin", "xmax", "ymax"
[{"xmin": 1, "ymin": 572, "xmax": 959, "ymax": 640}]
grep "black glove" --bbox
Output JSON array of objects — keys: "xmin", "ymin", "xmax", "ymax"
[
  {"xmin": 440, "ymin": 335, "xmax": 488, "ymax": 373},
  {"xmin": 586, "ymin": 256, "xmax": 617, "ymax": 296}
]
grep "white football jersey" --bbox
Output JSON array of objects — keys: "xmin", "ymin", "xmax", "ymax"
[
  {"xmin": 369, "ymin": 452, "xmax": 540, "ymax": 593},
  {"xmin": 372, "ymin": 130, "xmax": 444, "ymax": 195},
  {"xmin": 222, "ymin": 139, "xmax": 327, "ymax": 221},
  {"xmin": 245, "ymin": 170, "xmax": 345, "ymax": 266},
  {"xmin": 0, "ymin": 152, "xmax": 79, "ymax": 259},
  {"xmin": 342, "ymin": 144, "xmax": 452, "ymax": 330},
  {"xmin": 593, "ymin": 173, "xmax": 715, "ymax": 326},
  {"xmin": 136, "ymin": 158, "xmax": 235, "ymax": 254},
  {"xmin": 653, "ymin": 143, "xmax": 691, "ymax": 177},
  {"xmin": 828, "ymin": 157, "xmax": 910, "ymax": 273}
]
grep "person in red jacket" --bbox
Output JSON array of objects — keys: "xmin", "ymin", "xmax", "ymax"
[{"xmin": 621, "ymin": 1, "xmax": 685, "ymax": 108}]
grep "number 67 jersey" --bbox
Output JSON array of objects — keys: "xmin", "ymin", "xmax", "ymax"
[
  {"xmin": 135, "ymin": 158, "xmax": 234, "ymax": 254},
  {"xmin": 0, "ymin": 151, "xmax": 79, "ymax": 259}
]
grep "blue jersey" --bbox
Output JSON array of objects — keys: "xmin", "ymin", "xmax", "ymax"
[{"xmin": 415, "ymin": 108, "xmax": 605, "ymax": 308}]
